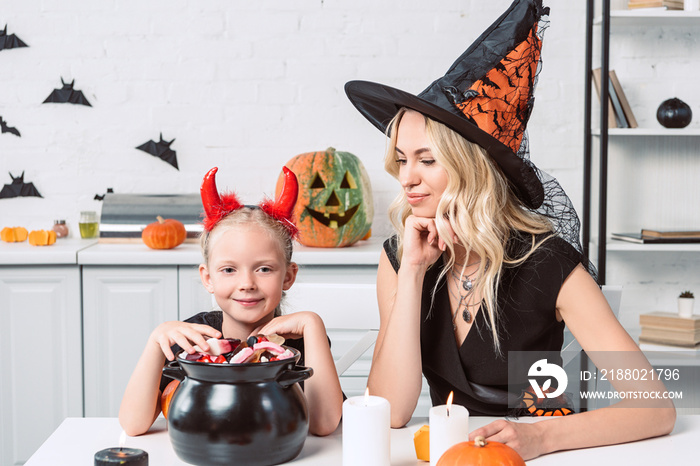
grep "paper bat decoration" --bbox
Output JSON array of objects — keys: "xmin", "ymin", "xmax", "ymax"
[
  {"xmin": 0, "ymin": 116, "xmax": 21, "ymax": 137},
  {"xmin": 43, "ymin": 78, "xmax": 92, "ymax": 106},
  {"xmin": 136, "ymin": 133, "xmax": 179, "ymax": 170},
  {"xmin": 0, "ymin": 25, "xmax": 28, "ymax": 51},
  {"xmin": 94, "ymin": 188, "xmax": 114, "ymax": 201},
  {"xmin": 0, "ymin": 172, "xmax": 43, "ymax": 199}
]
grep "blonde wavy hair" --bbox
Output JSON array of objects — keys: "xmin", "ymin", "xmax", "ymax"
[
  {"xmin": 199, "ymin": 207, "xmax": 294, "ymax": 318},
  {"xmin": 385, "ymin": 108, "xmax": 554, "ymax": 353}
]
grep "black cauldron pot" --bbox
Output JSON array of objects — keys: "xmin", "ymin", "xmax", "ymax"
[
  {"xmin": 656, "ymin": 97, "xmax": 692, "ymax": 128},
  {"xmin": 162, "ymin": 348, "xmax": 313, "ymax": 466}
]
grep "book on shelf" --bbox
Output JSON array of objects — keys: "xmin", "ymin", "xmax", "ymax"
[
  {"xmin": 638, "ymin": 340, "xmax": 700, "ymax": 353},
  {"xmin": 627, "ymin": 1, "xmax": 664, "ymax": 9},
  {"xmin": 591, "ymin": 68, "xmax": 617, "ymax": 128},
  {"xmin": 628, "ymin": 6, "xmax": 669, "ymax": 11},
  {"xmin": 662, "ymin": 1, "xmax": 685, "ymax": 10},
  {"xmin": 609, "ymin": 70, "xmax": 638, "ymax": 128},
  {"xmin": 592, "ymin": 68, "xmax": 637, "ymax": 128},
  {"xmin": 640, "ymin": 312, "xmax": 700, "ymax": 330},
  {"xmin": 611, "ymin": 232, "xmax": 700, "ymax": 244},
  {"xmin": 639, "ymin": 336, "xmax": 700, "ymax": 348},
  {"xmin": 607, "ymin": 77, "xmax": 629, "ymax": 128},
  {"xmin": 640, "ymin": 229, "xmax": 700, "ymax": 239},
  {"xmin": 627, "ymin": 1, "xmax": 681, "ymax": 9},
  {"xmin": 639, "ymin": 327, "xmax": 700, "ymax": 346}
]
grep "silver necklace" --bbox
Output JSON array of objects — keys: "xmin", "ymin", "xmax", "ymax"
[{"xmin": 448, "ymin": 262, "xmax": 481, "ymax": 330}]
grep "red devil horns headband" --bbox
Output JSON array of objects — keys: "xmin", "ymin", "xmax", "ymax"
[{"xmin": 201, "ymin": 166, "xmax": 299, "ymax": 237}]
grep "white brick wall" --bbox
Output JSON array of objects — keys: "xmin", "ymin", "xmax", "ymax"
[{"xmin": 0, "ymin": 0, "xmax": 588, "ymax": 237}]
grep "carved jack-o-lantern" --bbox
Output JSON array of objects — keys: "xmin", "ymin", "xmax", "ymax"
[{"xmin": 276, "ymin": 147, "xmax": 373, "ymax": 248}]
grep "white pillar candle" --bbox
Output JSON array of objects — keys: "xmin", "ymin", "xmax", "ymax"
[
  {"xmin": 342, "ymin": 389, "xmax": 390, "ymax": 466},
  {"xmin": 429, "ymin": 392, "xmax": 469, "ymax": 466}
]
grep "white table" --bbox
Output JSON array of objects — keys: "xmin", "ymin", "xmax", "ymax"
[{"xmin": 26, "ymin": 415, "xmax": 700, "ymax": 465}]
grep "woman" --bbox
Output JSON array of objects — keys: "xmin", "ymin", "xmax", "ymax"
[{"xmin": 345, "ymin": 0, "xmax": 675, "ymax": 460}]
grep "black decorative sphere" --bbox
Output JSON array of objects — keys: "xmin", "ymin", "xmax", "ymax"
[{"xmin": 656, "ymin": 98, "xmax": 692, "ymax": 128}]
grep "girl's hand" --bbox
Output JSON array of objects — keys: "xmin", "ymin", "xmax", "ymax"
[
  {"xmin": 401, "ymin": 215, "xmax": 454, "ymax": 269},
  {"xmin": 252, "ymin": 311, "xmax": 322, "ymax": 341},
  {"xmin": 149, "ymin": 321, "xmax": 222, "ymax": 361},
  {"xmin": 256, "ymin": 311, "xmax": 342, "ymax": 436},
  {"xmin": 469, "ymin": 419, "xmax": 545, "ymax": 461}
]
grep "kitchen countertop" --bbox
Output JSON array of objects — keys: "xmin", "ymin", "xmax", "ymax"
[
  {"xmin": 78, "ymin": 241, "xmax": 205, "ymax": 265},
  {"xmin": 78, "ymin": 236, "xmax": 385, "ymax": 266},
  {"xmin": 292, "ymin": 236, "xmax": 384, "ymax": 265},
  {"xmin": 0, "ymin": 238, "xmax": 98, "ymax": 265},
  {"xmin": 1, "ymin": 236, "xmax": 385, "ymax": 266},
  {"xmin": 26, "ymin": 415, "xmax": 700, "ymax": 465}
]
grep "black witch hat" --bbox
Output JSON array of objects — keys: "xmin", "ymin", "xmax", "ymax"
[
  {"xmin": 346, "ymin": 0, "xmax": 548, "ymax": 209},
  {"xmin": 346, "ymin": 0, "xmax": 596, "ymax": 278}
]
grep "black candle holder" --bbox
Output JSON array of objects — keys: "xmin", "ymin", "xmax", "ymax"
[{"xmin": 94, "ymin": 447, "xmax": 148, "ymax": 465}]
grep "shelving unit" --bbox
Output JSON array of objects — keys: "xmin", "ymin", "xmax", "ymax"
[
  {"xmin": 606, "ymin": 242, "xmax": 700, "ymax": 252},
  {"xmin": 597, "ymin": 10, "xmax": 700, "ymax": 26},
  {"xmin": 582, "ymin": 3, "xmax": 700, "ymax": 405},
  {"xmin": 592, "ymin": 128, "xmax": 700, "ymax": 136},
  {"xmin": 583, "ymin": 0, "xmax": 700, "ymax": 284}
]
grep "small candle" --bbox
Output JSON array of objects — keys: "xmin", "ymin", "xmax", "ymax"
[
  {"xmin": 95, "ymin": 431, "xmax": 148, "ymax": 465},
  {"xmin": 342, "ymin": 388, "xmax": 390, "ymax": 466},
  {"xmin": 429, "ymin": 391, "xmax": 469, "ymax": 466}
]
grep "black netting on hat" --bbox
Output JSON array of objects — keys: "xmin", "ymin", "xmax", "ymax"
[
  {"xmin": 509, "ymin": 17, "xmax": 597, "ymax": 280},
  {"xmin": 518, "ymin": 133, "xmax": 598, "ymax": 281}
]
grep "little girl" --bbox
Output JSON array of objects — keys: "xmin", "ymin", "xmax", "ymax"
[{"xmin": 119, "ymin": 167, "xmax": 344, "ymax": 437}]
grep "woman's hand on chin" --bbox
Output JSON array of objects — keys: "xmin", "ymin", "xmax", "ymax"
[{"xmin": 401, "ymin": 215, "xmax": 453, "ymax": 270}]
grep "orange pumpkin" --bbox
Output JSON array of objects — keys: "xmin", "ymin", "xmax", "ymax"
[
  {"xmin": 437, "ymin": 436, "xmax": 525, "ymax": 466},
  {"xmin": 28, "ymin": 229, "xmax": 57, "ymax": 246},
  {"xmin": 142, "ymin": 216, "xmax": 186, "ymax": 249},
  {"xmin": 277, "ymin": 147, "xmax": 373, "ymax": 248},
  {"xmin": 161, "ymin": 379, "xmax": 180, "ymax": 419},
  {"xmin": 1, "ymin": 226, "xmax": 28, "ymax": 242}
]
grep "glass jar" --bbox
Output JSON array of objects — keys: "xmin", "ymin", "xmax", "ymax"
[
  {"xmin": 52, "ymin": 220, "xmax": 69, "ymax": 238},
  {"xmin": 79, "ymin": 211, "xmax": 99, "ymax": 239}
]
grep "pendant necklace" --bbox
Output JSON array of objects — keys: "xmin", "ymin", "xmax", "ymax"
[{"xmin": 448, "ymin": 261, "xmax": 481, "ymax": 330}]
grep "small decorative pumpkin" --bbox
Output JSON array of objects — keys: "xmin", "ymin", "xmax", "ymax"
[
  {"xmin": 277, "ymin": 147, "xmax": 373, "ymax": 248},
  {"xmin": 413, "ymin": 425, "xmax": 430, "ymax": 461},
  {"xmin": 1, "ymin": 226, "xmax": 28, "ymax": 243},
  {"xmin": 142, "ymin": 216, "xmax": 186, "ymax": 249},
  {"xmin": 436, "ymin": 436, "xmax": 525, "ymax": 466},
  {"xmin": 656, "ymin": 98, "xmax": 692, "ymax": 128},
  {"xmin": 28, "ymin": 229, "xmax": 57, "ymax": 246},
  {"xmin": 161, "ymin": 379, "xmax": 180, "ymax": 420}
]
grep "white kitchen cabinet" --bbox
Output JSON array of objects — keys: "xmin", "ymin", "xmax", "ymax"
[
  {"xmin": 285, "ymin": 263, "xmax": 379, "ymax": 398},
  {"xmin": 287, "ymin": 241, "xmax": 433, "ymax": 417},
  {"xmin": 0, "ymin": 266, "xmax": 83, "ymax": 466},
  {"xmin": 82, "ymin": 266, "xmax": 178, "ymax": 417}
]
